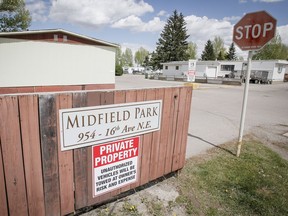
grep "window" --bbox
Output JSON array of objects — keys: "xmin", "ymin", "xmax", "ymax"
[
  {"xmin": 54, "ymin": 34, "xmax": 58, "ymax": 42},
  {"xmin": 221, "ymin": 65, "xmax": 235, "ymax": 71},
  {"xmin": 63, "ymin": 35, "xmax": 68, "ymax": 42},
  {"xmin": 176, "ymin": 66, "xmax": 179, "ymax": 70},
  {"xmin": 278, "ymin": 65, "xmax": 283, "ymax": 74},
  {"xmin": 165, "ymin": 66, "xmax": 168, "ymax": 70}
]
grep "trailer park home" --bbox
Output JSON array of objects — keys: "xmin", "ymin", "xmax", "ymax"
[
  {"xmin": 0, "ymin": 29, "xmax": 118, "ymax": 94},
  {"xmin": 162, "ymin": 60, "xmax": 288, "ymax": 82}
]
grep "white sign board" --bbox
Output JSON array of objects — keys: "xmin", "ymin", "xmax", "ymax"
[
  {"xmin": 92, "ymin": 136, "xmax": 139, "ymax": 197},
  {"xmin": 185, "ymin": 60, "xmax": 196, "ymax": 82},
  {"xmin": 59, "ymin": 100, "xmax": 162, "ymax": 151}
]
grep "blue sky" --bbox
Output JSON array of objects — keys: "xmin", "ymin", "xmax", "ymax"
[{"xmin": 26, "ymin": 0, "xmax": 288, "ymax": 59}]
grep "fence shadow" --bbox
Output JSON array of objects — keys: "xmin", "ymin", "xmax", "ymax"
[{"xmin": 188, "ymin": 133, "xmax": 235, "ymax": 156}]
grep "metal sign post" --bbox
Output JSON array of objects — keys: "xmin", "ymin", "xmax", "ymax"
[
  {"xmin": 233, "ymin": 10, "xmax": 276, "ymax": 157},
  {"xmin": 236, "ymin": 51, "xmax": 253, "ymax": 157}
]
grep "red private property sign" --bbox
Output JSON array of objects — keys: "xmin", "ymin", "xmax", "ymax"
[
  {"xmin": 233, "ymin": 11, "xmax": 277, "ymax": 51},
  {"xmin": 92, "ymin": 137, "xmax": 139, "ymax": 197}
]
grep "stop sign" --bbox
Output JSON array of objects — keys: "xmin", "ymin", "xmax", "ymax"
[{"xmin": 233, "ymin": 11, "xmax": 277, "ymax": 51}]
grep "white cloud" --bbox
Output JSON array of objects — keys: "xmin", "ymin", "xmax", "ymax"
[
  {"xmin": 240, "ymin": 0, "xmax": 283, "ymax": 2},
  {"xmin": 121, "ymin": 42, "xmax": 154, "ymax": 55},
  {"xmin": 26, "ymin": 0, "xmax": 49, "ymax": 22},
  {"xmin": 185, "ymin": 15, "xmax": 235, "ymax": 57},
  {"xmin": 157, "ymin": 10, "xmax": 168, "ymax": 17},
  {"xmin": 258, "ymin": 0, "xmax": 284, "ymax": 2},
  {"xmin": 223, "ymin": 16, "xmax": 241, "ymax": 22},
  {"xmin": 48, "ymin": 0, "xmax": 154, "ymax": 27},
  {"xmin": 112, "ymin": 15, "xmax": 165, "ymax": 32},
  {"xmin": 277, "ymin": 25, "xmax": 288, "ymax": 45}
]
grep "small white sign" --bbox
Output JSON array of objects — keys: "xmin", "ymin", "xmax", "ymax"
[
  {"xmin": 59, "ymin": 100, "xmax": 162, "ymax": 151},
  {"xmin": 92, "ymin": 136, "xmax": 139, "ymax": 197}
]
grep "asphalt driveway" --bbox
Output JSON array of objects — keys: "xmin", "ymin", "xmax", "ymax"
[{"xmin": 116, "ymin": 74, "xmax": 288, "ymax": 159}]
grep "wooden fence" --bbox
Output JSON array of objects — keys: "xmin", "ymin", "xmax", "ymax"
[{"xmin": 0, "ymin": 86, "xmax": 192, "ymax": 216}]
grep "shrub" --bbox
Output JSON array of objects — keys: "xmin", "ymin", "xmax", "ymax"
[{"xmin": 115, "ymin": 64, "xmax": 123, "ymax": 76}]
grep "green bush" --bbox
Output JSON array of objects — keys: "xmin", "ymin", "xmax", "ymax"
[{"xmin": 115, "ymin": 64, "xmax": 123, "ymax": 76}]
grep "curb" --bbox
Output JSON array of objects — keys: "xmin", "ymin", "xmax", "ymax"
[{"xmin": 184, "ymin": 82, "xmax": 200, "ymax": 89}]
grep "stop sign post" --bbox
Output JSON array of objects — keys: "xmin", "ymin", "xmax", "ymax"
[{"xmin": 233, "ymin": 11, "xmax": 276, "ymax": 157}]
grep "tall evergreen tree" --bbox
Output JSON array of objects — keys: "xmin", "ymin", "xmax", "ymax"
[
  {"xmin": 0, "ymin": 0, "xmax": 31, "ymax": 32},
  {"xmin": 201, "ymin": 40, "xmax": 216, "ymax": 60},
  {"xmin": 143, "ymin": 55, "xmax": 150, "ymax": 68},
  {"xmin": 150, "ymin": 51, "xmax": 159, "ymax": 70},
  {"xmin": 226, "ymin": 43, "xmax": 237, "ymax": 60},
  {"xmin": 153, "ymin": 10, "xmax": 189, "ymax": 69}
]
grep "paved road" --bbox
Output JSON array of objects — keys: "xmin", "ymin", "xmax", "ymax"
[
  {"xmin": 116, "ymin": 74, "xmax": 288, "ymax": 158},
  {"xmin": 82, "ymin": 75, "xmax": 288, "ymax": 215}
]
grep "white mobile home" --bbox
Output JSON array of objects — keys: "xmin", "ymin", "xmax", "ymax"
[
  {"xmin": 249, "ymin": 60, "xmax": 288, "ymax": 81},
  {"xmin": 162, "ymin": 59, "xmax": 288, "ymax": 82},
  {"xmin": 0, "ymin": 29, "xmax": 118, "ymax": 94},
  {"xmin": 195, "ymin": 61, "xmax": 220, "ymax": 78},
  {"xmin": 162, "ymin": 60, "xmax": 197, "ymax": 76}
]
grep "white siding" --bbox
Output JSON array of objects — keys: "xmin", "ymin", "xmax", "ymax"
[
  {"xmin": 251, "ymin": 61, "xmax": 286, "ymax": 81},
  {"xmin": 206, "ymin": 67, "xmax": 217, "ymax": 78},
  {"xmin": 272, "ymin": 63, "xmax": 286, "ymax": 81},
  {"xmin": 0, "ymin": 38, "xmax": 115, "ymax": 87},
  {"xmin": 162, "ymin": 62, "xmax": 188, "ymax": 76}
]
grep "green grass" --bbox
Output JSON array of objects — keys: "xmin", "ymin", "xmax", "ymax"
[{"xmin": 177, "ymin": 140, "xmax": 288, "ymax": 215}]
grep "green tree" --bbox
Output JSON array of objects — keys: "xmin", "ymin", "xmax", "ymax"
[
  {"xmin": 0, "ymin": 0, "xmax": 31, "ymax": 32},
  {"xmin": 201, "ymin": 40, "xmax": 216, "ymax": 60},
  {"xmin": 252, "ymin": 34, "xmax": 288, "ymax": 60},
  {"xmin": 115, "ymin": 64, "xmax": 123, "ymax": 76},
  {"xmin": 115, "ymin": 46, "xmax": 123, "ymax": 76},
  {"xmin": 213, "ymin": 36, "xmax": 226, "ymax": 60},
  {"xmin": 143, "ymin": 55, "xmax": 150, "ymax": 68},
  {"xmin": 134, "ymin": 47, "xmax": 149, "ymax": 66},
  {"xmin": 217, "ymin": 51, "xmax": 226, "ymax": 60},
  {"xmin": 226, "ymin": 43, "xmax": 237, "ymax": 60},
  {"xmin": 115, "ymin": 46, "xmax": 123, "ymax": 66},
  {"xmin": 187, "ymin": 42, "xmax": 197, "ymax": 59},
  {"xmin": 153, "ymin": 10, "xmax": 189, "ymax": 69},
  {"xmin": 149, "ymin": 51, "xmax": 159, "ymax": 70},
  {"xmin": 122, "ymin": 48, "xmax": 133, "ymax": 67}
]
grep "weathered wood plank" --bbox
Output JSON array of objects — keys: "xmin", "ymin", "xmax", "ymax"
[
  {"xmin": 179, "ymin": 87, "xmax": 193, "ymax": 168},
  {"xmin": 140, "ymin": 89, "xmax": 156, "ymax": 185},
  {"xmin": 39, "ymin": 94, "xmax": 61, "ymax": 216},
  {"xmin": 118, "ymin": 90, "xmax": 137, "ymax": 193},
  {"xmin": 0, "ymin": 138, "xmax": 8, "ymax": 216},
  {"xmin": 0, "ymin": 96, "xmax": 28, "ymax": 216},
  {"xmin": 97, "ymin": 91, "xmax": 115, "ymax": 203},
  {"xmin": 19, "ymin": 95, "xmax": 45, "ymax": 216},
  {"xmin": 149, "ymin": 88, "xmax": 165, "ymax": 180},
  {"xmin": 73, "ymin": 92, "xmax": 88, "ymax": 210},
  {"xmin": 157, "ymin": 88, "xmax": 173, "ymax": 177},
  {"xmin": 56, "ymin": 94, "xmax": 74, "ymax": 215},
  {"xmin": 172, "ymin": 87, "xmax": 187, "ymax": 171},
  {"xmin": 86, "ymin": 92, "xmax": 102, "ymax": 206},
  {"xmin": 164, "ymin": 88, "xmax": 180, "ymax": 174},
  {"xmin": 133, "ymin": 89, "xmax": 145, "ymax": 188},
  {"xmin": 110, "ymin": 90, "xmax": 126, "ymax": 197}
]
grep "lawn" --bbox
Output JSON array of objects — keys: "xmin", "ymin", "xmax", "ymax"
[{"xmin": 176, "ymin": 140, "xmax": 288, "ymax": 215}]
